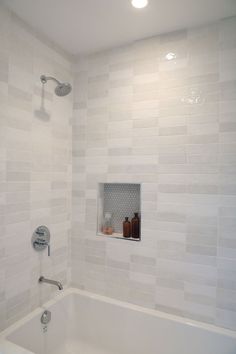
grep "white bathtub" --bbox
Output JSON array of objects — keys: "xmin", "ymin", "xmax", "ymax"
[{"xmin": 0, "ymin": 288, "xmax": 236, "ymax": 354}]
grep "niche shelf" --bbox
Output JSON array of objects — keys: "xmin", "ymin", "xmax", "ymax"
[{"xmin": 97, "ymin": 183, "xmax": 141, "ymax": 241}]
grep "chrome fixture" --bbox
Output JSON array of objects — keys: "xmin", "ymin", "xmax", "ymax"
[
  {"xmin": 39, "ymin": 276, "xmax": 63, "ymax": 290},
  {"xmin": 40, "ymin": 75, "xmax": 72, "ymax": 96},
  {"xmin": 41, "ymin": 310, "xmax": 51, "ymax": 325},
  {"xmin": 32, "ymin": 226, "xmax": 50, "ymax": 256}
]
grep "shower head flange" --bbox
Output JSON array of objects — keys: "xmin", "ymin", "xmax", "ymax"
[{"xmin": 40, "ymin": 75, "xmax": 47, "ymax": 84}]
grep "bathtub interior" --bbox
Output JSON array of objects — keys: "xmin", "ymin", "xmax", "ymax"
[{"xmin": 5, "ymin": 292, "xmax": 236, "ymax": 354}]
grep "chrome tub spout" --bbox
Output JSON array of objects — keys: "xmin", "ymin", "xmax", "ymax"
[{"xmin": 39, "ymin": 276, "xmax": 63, "ymax": 290}]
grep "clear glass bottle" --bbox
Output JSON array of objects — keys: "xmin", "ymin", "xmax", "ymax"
[
  {"xmin": 123, "ymin": 217, "xmax": 131, "ymax": 238},
  {"xmin": 131, "ymin": 212, "xmax": 140, "ymax": 239},
  {"xmin": 102, "ymin": 212, "xmax": 113, "ymax": 235}
]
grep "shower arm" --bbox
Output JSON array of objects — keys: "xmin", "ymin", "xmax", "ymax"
[
  {"xmin": 40, "ymin": 75, "xmax": 61, "ymax": 85},
  {"xmin": 39, "ymin": 74, "xmax": 72, "ymax": 96}
]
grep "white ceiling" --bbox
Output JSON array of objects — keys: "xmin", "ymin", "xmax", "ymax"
[{"xmin": 2, "ymin": 0, "xmax": 236, "ymax": 55}]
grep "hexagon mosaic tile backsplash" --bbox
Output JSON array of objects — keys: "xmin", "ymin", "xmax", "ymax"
[{"xmin": 103, "ymin": 183, "xmax": 140, "ymax": 233}]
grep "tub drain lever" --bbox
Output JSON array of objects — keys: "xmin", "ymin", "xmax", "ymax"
[{"xmin": 41, "ymin": 310, "xmax": 51, "ymax": 325}]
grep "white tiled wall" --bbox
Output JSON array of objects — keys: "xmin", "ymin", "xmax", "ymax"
[
  {"xmin": 0, "ymin": 5, "xmax": 73, "ymax": 330},
  {"xmin": 1, "ymin": 2, "xmax": 236, "ymax": 333},
  {"xmin": 72, "ymin": 17, "xmax": 236, "ymax": 330}
]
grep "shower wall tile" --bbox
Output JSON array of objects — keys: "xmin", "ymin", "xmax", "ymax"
[
  {"xmin": 72, "ymin": 16, "xmax": 236, "ymax": 331},
  {"xmin": 0, "ymin": 4, "xmax": 73, "ymax": 331}
]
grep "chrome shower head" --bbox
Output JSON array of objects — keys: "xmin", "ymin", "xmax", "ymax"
[
  {"xmin": 40, "ymin": 75, "xmax": 72, "ymax": 97},
  {"xmin": 55, "ymin": 82, "xmax": 72, "ymax": 97}
]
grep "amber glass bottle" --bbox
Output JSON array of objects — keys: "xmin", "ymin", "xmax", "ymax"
[
  {"xmin": 131, "ymin": 212, "xmax": 140, "ymax": 239},
  {"xmin": 123, "ymin": 217, "xmax": 131, "ymax": 238}
]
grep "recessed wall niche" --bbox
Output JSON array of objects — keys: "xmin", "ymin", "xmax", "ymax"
[{"xmin": 97, "ymin": 183, "xmax": 141, "ymax": 241}]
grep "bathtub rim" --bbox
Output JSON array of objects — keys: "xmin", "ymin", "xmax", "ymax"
[{"xmin": 1, "ymin": 287, "xmax": 236, "ymax": 343}]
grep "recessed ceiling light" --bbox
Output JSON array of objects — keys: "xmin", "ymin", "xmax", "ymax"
[{"xmin": 131, "ymin": 0, "xmax": 149, "ymax": 9}]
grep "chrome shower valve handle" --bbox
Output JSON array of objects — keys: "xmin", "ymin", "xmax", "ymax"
[{"xmin": 32, "ymin": 226, "xmax": 51, "ymax": 256}]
